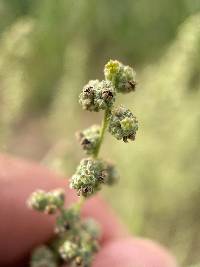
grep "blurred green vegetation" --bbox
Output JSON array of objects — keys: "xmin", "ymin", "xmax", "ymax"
[{"xmin": 0, "ymin": 1, "xmax": 200, "ymax": 266}]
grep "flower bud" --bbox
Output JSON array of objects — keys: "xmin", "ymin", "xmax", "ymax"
[
  {"xmin": 28, "ymin": 190, "xmax": 49, "ymax": 212},
  {"xmin": 28, "ymin": 189, "xmax": 65, "ymax": 214},
  {"xmin": 82, "ymin": 219, "xmax": 101, "ymax": 240},
  {"xmin": 76, "ymin": 125, "xmax": 100, "ymax": 155},
  {"xmin": 48, "ymin": 189, "xmax": 65, "ymax": 209},
  {"xmin": 31, "ymin": 246, "xmax": 57, "ymax": 267},
  {"xmin": 79, "ymin": 80, "xmax": 115, "ymax": 112},
  {"xmin": 59, "ymin": 241, "xmax": 79, "ymax": 261},
  {"xmin": 70, "ymin": 158, "xmax": 119, "ymax": 197},
  {"xmin": 55, "ymin": 207, "xmax": 80, "ymax": 233},
  {"xmin": 75, "ymin": 245, "xmax": 97, "ymax": 266},
  {"xmin": 104, "ymin": 60, "xmax": 136, "ymax": 93},
  {"xmin": 104, "ymin": 161, "xmax": 119, "ymax": 185},
  {"xmin": 109, "ymin": 106, "xmax": 138, "ymax": 142},
  {"xmin": 70, "ymin": 158, "xmax": 106, "ymax": 197},
  {"xmin": 94, "ymin": 80, "xmax": 116, "ymax": 110}
]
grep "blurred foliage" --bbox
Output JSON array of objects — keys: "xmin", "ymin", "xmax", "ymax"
[
  {"xmin": 0, "ymin": 1, "xmax": 200, "ymax": 266},
  {"xmin": 107, "ymin": 14, "xmax": 200, "ymax": 265}
]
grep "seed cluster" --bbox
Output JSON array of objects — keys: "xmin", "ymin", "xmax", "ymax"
[
  {"xmin": 29, "ymin": 189, "xmax": 100, "ymax": 267},
  {"xmin": 28, "ymin": 189, "xmax": 65, "ymax": 214},
  {"xmin": 79, "ymin": 80, "xmax": 115, "ymax": 112},
  {"xmin": 76, "ymin": 125, "xmax": 101, "ymax": 155},
  {"xmin": 104, "ymin": 60, "xmax": 136, "ymax": 93},
  {"xmin": 31, "ymin": 246, "xmax": 57, "ymax": 267},
  {"xmin": 58, "ymin": 219, "xmax": 100, "ymax": 266},
  {"xmin": 55, "ymin": 207, "xmax": 79, "ymax": 233},
  {"xmin": 109, "ymin": 106, "xmax": 138, "ymax": 142},
  {"xmin": 70, "ymin": 158, "xmax": 118, "ymax": 197}
]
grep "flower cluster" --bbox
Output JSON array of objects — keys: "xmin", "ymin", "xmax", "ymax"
[
  {"xmin": 104, "ymin": 60, "xmax": 136, "ymax": 93},
  {"xmin": 79, "ymin": 80, "xmax": 115, "ymax": 112},
  {"xmin": 31, "ymin": 246, "xmax": 57, "ymax": 267},
  {"xmin": 30, "ymin": 198, "xmax": 100, "ymax": 267},
  {"xmin": 28, "ymin": 189, "xmax": 65, "ymax": 214},
  {"xmin": 58, "ymin": 219, "xmax": 100, "ymax": 266},
  {"xmin": 109, "ymin": 106, "xmax": 138, "ymax": 142},
  {"xmin": 70, "ymin": 158, "xmax": 118, "ymax": 197},
  {"xmin": 73, "ymin": 60, "xmax": 138, "ymax": 199},
  {"xmin": 55, "ymin": 207, "xmax": 80, "ymax": 233},
  {"xmin": 28, "ymin": 59, "xmax": 139, "ymax": 267},
  {"xmin": 76, "ymin": 125, "xmax": 101, "ymax": 155}
]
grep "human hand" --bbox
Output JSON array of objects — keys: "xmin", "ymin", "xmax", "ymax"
[{"xmin": 0, "ymin": 154, "xmax": 177, "ymax": 267}]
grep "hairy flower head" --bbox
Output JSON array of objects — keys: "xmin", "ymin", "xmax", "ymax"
[
  {"xmin": 59, "ymin": 241, "xmax": 79, "ymax": 261},
  {"xmin": 79, "ymin": 80, "xmax": 115, "ymax": 112},
  {"xmin": 70, "ymin": 158, "xmax": 104, "ymax": 197},
  {"xmin": 109, "ymin": 106, "xmax": 138, "ymax": 142},
  {"xmin": 82, "ymin": 219, "xmax": 101, "ymax": 240},
  {"xmin": 30, "ymin": 246, "xmax": 57, "ymax": 267},
  {"xmin": 55, "ymin": 207, "xmax": 80, "ymax": 233},
  {"xmin": 76, "ymin": 125, "xmax": 101, "ymax": 155},
  {"xmin": 70, "ymin": 158, "xmax": 119, "ymax": 197},
  {"xmin": 104, "ymin": 59, "xmax": 136, "ymax": 93},
  {"xmin": 28, "ymin": 189, "xmax": 65, "ymax": 214}
]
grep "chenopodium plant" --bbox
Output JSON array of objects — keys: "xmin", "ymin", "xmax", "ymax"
[{"xmin": 28, "ymin": 60, "xmax": 138, "ymax": 267}]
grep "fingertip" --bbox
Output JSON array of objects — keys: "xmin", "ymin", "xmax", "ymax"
[
  {"xmin": 93, "ymin": 238, "xmax": 177, "ymax": 267},
  {"xmin": 0, "ymin": 155, "xmax": 177, "ymax": 267},
  {"xmin": 0, "ymin": 154, "xmax": 125, "ymax": 265},
  {"xmin": 0, "ymin": 154, "xmax": 67, "ymax": 264},
  {"xmin": 82, "ymin": 196, "xmax": 127, "ymax": 242}
]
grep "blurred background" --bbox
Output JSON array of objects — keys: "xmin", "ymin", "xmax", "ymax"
[{"xmin": 0, "ymin": 1, "xmax": 200, "ymax": 266}]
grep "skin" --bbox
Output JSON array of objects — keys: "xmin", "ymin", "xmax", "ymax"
[{"xmin": 0, "ymin": 154, "xmax": 177, "ymax": 267}]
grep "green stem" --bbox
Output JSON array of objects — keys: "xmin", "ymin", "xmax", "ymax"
[
  {"xmin": 94, "ymin": 108, "xmax": 110, "ymax": 159},
  {"xmin": 75, "ymin": 108, "xmax": 110, "ymax": 210},
  {"xmin": 76, "ymin": 195, "xmax": 85, "ymax": 211}
]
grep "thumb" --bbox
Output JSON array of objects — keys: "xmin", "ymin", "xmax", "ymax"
[{"xmin": 93, "ymin": 238, "xmax": 177, "ymax": 267}]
